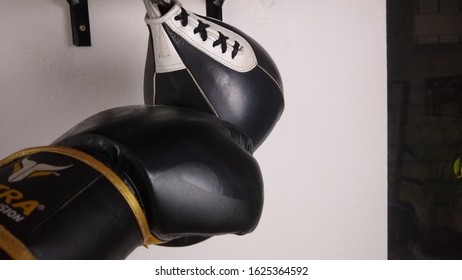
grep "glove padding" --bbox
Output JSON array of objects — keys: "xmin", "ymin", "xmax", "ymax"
[
  {"xmin": 0, "ymin": 105, "xmax": 263, "ymax": 259},
  {"xmin": 54, "ymin": 105, "xmax": 263, "ymax": 241}
]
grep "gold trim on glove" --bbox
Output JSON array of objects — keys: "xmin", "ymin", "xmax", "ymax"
[
  {"xmin": 0, "ymin": 147, "xmax": 163, "ymax": 246},
  {"xmin": 0, "ymin": 224, "xmax": 36, "ymax": 260}
]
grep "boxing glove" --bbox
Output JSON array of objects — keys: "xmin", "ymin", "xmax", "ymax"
[
  {"xmin": 0, "ymin": 105, "xmax": 263, "ymax": 259},
  {"xmin": 143, "ymin": 0, "xmax": 284, "ymax": 149}
]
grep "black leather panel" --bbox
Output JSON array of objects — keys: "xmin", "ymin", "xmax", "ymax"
[
  {"xmin": 54, "ymin": 106, "xmax": 263, "ymax": 244},
  {"xmin": 144, "ymin": 29, "xmax": 216, "ymax": 116},
  {"xmin": 144, "ymin": 33, "xmax": 155, "ymax": 104},
  {"xmin": 163, "ymin": 24, "xmax": 284, "ymax": 148},
  {"xmin": 155, "ymin": 70, "xmax": 215, "ymax": 115}
]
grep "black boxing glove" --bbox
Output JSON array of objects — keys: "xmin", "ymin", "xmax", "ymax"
[
  {"xmin": 143, "ymin": 0, "xmax": 284, "ymax": 149},
  {"xmin": 0, "ymin": 105, "xmax": 263, "ymax": 259}
]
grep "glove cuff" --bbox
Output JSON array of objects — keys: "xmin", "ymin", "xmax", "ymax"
[{"xmin": 0, "ymin": 146, "xmax": 162, "ymax": 259}]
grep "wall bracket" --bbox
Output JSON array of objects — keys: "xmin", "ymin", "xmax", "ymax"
[
  {"xmin": 67, "ymin": 0, "xmax": 91, "ymax": 46},
  {"xmin": 206, "ymin": 0, "xmax": 225, "ymax": 21}
]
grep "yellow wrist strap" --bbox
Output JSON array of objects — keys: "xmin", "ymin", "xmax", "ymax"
[
  {"xmin": 0, "ymin": 224, "xmax": 36, "ymax": 260},
  {"xmin": 0, "ymin": 146, "xmax": 163, "ymax": 250}
]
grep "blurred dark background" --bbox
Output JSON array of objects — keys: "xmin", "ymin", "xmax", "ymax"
[{"xmin": 388, "ymin": 0, "xmax": 462, "ymax": 259}]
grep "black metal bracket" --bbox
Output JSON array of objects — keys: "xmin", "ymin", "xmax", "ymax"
[
  {"xmin": 67, "ymin": 0, "xmax": 91, "ymax": 46},
  {"xmin": 206, "ymin": 0, "xmax": 225, "ymax": 21},
  {"xmin": 65, "ymin": 0, "xmax": 221, "ymax": 46}
]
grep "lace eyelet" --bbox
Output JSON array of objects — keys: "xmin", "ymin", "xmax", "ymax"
[{"xmin": 174, "ymin": 7, "xmax": 241, "ymax": 59}]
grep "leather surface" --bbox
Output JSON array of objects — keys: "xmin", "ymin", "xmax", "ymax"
[{"xmin": 54, "ymin": 105, "xmax": 263, "ymax": 244}]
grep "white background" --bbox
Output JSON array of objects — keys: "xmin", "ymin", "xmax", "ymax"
[{"xmin": 0, "ymin": 0, "xmax": 387, "ymax": 259}]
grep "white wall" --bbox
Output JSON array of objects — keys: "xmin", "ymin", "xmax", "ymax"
[{"xmin": 0, "ymin": 0, "xmax": 387, "ymax": 259}]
